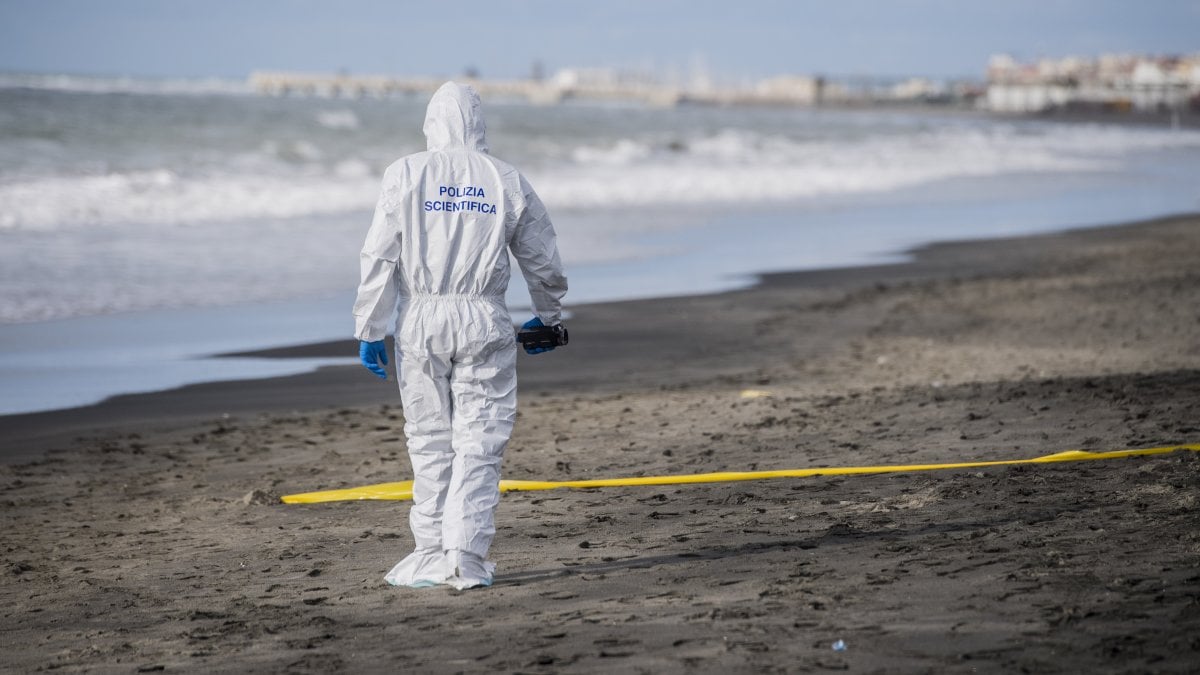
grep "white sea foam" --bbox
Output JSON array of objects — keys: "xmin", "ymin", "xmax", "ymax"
[
  {"xmin": 316, "ymin": 109, "xmax": 362, "ymax": 130},
  {"xmin": 2, "ymin": 123, "xmax": 1195, "ymax": 231},
  {"xmin": 0, "ymin": 169, "xmax": 378, "ymax": 230}
]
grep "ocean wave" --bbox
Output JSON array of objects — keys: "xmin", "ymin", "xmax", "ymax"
[
  {"xmin": 539, "ymin": 122, "xmax": 1200, "ymax": 208},
  {"xmin": 2, "ymin": 122, "xmax": 1195, "ymax": 231},
  {"xmin": 0, "ymin": 169, "xmax": 379, "ymax": 230}
]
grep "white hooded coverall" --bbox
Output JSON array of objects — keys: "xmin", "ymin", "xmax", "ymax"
[{"xmin": 353, "ymin": 82, "xmax": 567, "ymax": 589}]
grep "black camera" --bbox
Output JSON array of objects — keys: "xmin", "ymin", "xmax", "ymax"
[{"xmin": 517, "ymin": 323, "xmax": 568, "ymax": 350}]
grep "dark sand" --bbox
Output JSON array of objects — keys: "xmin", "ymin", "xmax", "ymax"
[{"xmin": 2, "ymin": 214, "xmax": 1199, "ymax": 673}]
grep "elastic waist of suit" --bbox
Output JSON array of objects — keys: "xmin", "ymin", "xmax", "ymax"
[{"xmin": 402, "ymin": 293, "xmax": 504, "ymax": 302}]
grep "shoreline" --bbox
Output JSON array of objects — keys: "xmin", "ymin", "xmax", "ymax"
[{"xmin": 2, "ymin": 211, "xmax": 1195, "ymax": 462}]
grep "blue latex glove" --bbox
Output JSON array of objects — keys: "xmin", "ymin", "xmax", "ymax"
[
  {"xmin": 359, "ymin": 340, "xmax": 389, "ymax": 379},
  {"xmin": 519, "ymin": 317, "xmax": 555, "ymax": 355}
]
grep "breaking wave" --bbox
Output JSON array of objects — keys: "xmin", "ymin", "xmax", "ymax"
[{"xmin": 3, "ymin": 122, "xmax": 1196, "ymax": 231}]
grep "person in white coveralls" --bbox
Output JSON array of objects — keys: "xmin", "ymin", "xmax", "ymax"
[{"xmin": 353, "ymin": 82, "xmax": 568, "ymax": 590}]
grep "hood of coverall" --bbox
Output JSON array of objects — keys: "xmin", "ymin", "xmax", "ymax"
[{"xmin": 423, "ymin": 81, "xmax": 489, "ymax": 153}]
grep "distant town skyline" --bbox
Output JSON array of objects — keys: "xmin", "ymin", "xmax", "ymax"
[{"xmin": 1, "ymin": 0, "xmax": 1197, "ymax": 81}]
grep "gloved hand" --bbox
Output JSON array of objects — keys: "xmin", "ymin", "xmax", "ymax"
[
  {"xmin": 518, "ymin": 317, "xmax": 555, "ymax": 355},
  {"xmin": 359, "ymin": 340, "xmax": 389, "ymax": 379}
]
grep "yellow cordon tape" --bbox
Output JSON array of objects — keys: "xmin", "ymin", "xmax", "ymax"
[{"xmin": 280, "ymin": 443, "xmax": 1200, "ymax": 504}]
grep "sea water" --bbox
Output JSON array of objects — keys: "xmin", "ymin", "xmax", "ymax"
[{"xmin": 2, "ymin": 74, "xmax": 1199, "ymax": 414}]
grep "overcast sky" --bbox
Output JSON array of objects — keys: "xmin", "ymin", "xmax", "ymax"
[{"xmin": 1, "ymin": 0, "xmax": 1197, "ymax": 81}]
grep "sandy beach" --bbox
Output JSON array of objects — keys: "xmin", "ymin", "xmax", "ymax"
[{"xmin": 2, "ymin": 213, "xmax": 1199, "ymax": 673}]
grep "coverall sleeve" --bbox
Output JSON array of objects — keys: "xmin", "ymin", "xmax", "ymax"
[
  {"xmin": 352, "ymin": 175, "xmax": 403, "ymax": 342},
  {"xmin": 511, "ymin": 175, "xmax": 568, "ymax": 325}
]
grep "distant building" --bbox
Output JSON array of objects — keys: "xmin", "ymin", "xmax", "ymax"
[
  {"xmin": 551, "ymin": 67, "xmax": 659, "ymax": 90},
  {"xmin": 985, "ymin": 52, "xmax": 1200, "ymax": 113},
  {"xmin": 755, "ymin": 75, "xmax": 820, "ymax": 104},
  {"xmin": 889, "ymin": 77, "xmax": 945, "ymax": 102}
]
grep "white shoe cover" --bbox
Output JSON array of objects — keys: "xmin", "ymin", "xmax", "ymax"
[
  {"xmin": 384, "ymin": 548, "xmax": 449, "ymax": 588},
  {"xmin": 443, "ymin": 549, "xmax": 496, "ymax": 590}
]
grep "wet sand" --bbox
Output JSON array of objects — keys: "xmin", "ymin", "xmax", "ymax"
[{"xmin": 2, "ymin": 214, "xmax": 1199, "ymax": 673}]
